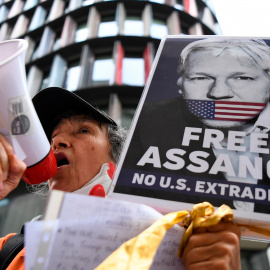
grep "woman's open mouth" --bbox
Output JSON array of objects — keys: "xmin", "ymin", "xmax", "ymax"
[{"xmin": 55, "ymin": 152, "xmax": 70, "ymax": 168}]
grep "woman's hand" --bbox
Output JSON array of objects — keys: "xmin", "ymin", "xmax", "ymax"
[
  {"xmin": 0, "ymin": 134, "xmax": 26, "ymax": 200},
  {"xmin": 182, "ymin": 222, "xmax": 241, "ymax": 270}
]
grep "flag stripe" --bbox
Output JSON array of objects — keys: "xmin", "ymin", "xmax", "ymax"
[
  {"xmin": 215, "ymin": 105, "xmax": 264, "ymax": 110},
  {"xmin": 215, "ymin": 116, "xmax": 253, "ymax": 120},
  {"xmin": 215, "ymin": 112, "xmax": 258, "ymax": 117},
  {"xmin": 215, "ymin": 101, "xmax": 266, "ymax": 106},
  {"xmin": 215, "ymin": 114, "xmax": 254, "ymax": 119},
  {"xmin": 215, "ymin": 109, "xmax": 260, "ymax": 115}
]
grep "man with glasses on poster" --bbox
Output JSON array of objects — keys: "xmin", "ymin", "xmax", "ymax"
[{"xmin": 177, "ymin": 38, "xmax": 270, "ymax": 212}]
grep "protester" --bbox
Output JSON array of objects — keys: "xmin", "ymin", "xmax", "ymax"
[
  {"xmin": 0, "ymin": 87, "xmax": 127, "ymax": 269},
  {"xmin": 0, "ymin": 87, "xmax": 241, "ymax": 269}
]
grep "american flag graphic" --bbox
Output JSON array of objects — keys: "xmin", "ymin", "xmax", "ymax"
[{"xmin": 186, "ymin": 100, "xmax": 266, "ymax": 121}]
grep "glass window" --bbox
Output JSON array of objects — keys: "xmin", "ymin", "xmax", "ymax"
[
  {"xmin": 150, "ymin": 18, "xmax": 168, "ymax": 39},
  {"xmin": 39, "ymin": 72, "xmax": 50, "ymax": 91},
  {"xmin": 0, "ymin": 6, "xmax": 8, "ymax": 24},
  {"xmin": 150, "ymin": 0, "xmax": 165, "ymax": 3},
  {"xmin": 98, "ymin": 21, "xmax": 118, "ymax": 37},
  {"xmin": 75, "ymin": 22, "xmax": 88, "ymax": 43},
  {"xmin": 124, "ymin": 16, "xmax": 143, "ymax": 36},
  {"xmin": 175, "ymin": 0, "xmax": 184, "ymax": 10},
  {"xmin": 92, "ymin": 57, "xmax": 114, "ymax": 86},
  {"xmin": 122, "ymin": 58, "xmax": 144, "ymax": 86},
  {"xmin": 82, "ymin": 0, "xmax": 94, "ymax": 6},
  {"xmin": 24, "ymin": 0, "xmax": 39, "ymax": 11},
  {"xmin": 52, "ymin": 31, "xmax": 61, "ymax": 51},
  {"xmin": 64, "ymin": 60, "xmax": 81, "ymax": 91},
  {"xmin": 0, "ymin": 198, "xmax": 9, "ymax": 236},
  {"xmin": 53, "ymin": 37, "xmax": 60, "ymax": 51},
  {"xmin": 31, "ymin": 44, "xmax": 39, "ymax": 61},
  {"xmin": 121, "ymin": 107, "xmax": 136, "ymax": 129}
]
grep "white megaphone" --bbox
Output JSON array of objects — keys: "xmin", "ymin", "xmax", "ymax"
[{"xmin": 0, "ymin": 39, "xmax": 57, "ymax": 185}]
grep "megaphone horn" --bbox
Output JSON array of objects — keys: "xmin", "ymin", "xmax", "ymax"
[{"xmin": 0, "ymin": 39, "xmax": 57, "ymax": 185}]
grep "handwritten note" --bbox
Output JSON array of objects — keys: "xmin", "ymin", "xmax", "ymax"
[{"xmin": 25, "ymin": 192, "xmax": 185, "ymax": 270}]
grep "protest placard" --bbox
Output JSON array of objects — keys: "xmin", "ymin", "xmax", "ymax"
[{"xmin": 109, "ymin": 36, "xmax": 270, "ymax": 240}]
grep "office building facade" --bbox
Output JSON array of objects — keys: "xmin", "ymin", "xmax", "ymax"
[{"xmin": 1, "ymin": 1, "xmax": 268, "ymax": 269}]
